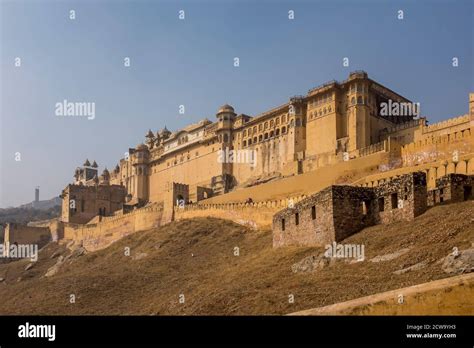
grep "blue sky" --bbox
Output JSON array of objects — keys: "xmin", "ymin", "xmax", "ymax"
[{"xmin": 1, "ymin": 0, "xmax": 473, "ymax": 208}]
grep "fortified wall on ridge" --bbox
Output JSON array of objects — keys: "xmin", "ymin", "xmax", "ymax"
[{"xmin": 2, "ymin": 73, "xmax": 473, "ymax": 252}]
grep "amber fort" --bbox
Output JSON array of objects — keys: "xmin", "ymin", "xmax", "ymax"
[{"xmin": 3, "ymin": 71, "xmax": 474, "ymax": 251}]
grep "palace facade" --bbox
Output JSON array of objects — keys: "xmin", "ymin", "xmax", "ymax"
[{"xmin": 60, "ymin": 71, "xmax": 474, "ymax": 223}]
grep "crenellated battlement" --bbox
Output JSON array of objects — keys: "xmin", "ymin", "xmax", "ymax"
[{"xmin": 422, "ymin": 114, "xmax": 470, "ymax": 134}]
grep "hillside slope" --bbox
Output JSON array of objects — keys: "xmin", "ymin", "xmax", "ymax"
[{"xmin": 0, "ymin": 201, "xmax": 473, "ymax": 315}]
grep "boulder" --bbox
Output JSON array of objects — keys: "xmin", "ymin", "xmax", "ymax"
[
  {"xmin": 292, "ymin": 253, "xmax": 333, "ymax": 273},
  {"xmin": 441, "ymin": 248, "xmax": 474, "ymax": 275},
  {"xmin": 45, "ymin": 255, "xmax": 65, "ymax": 277}
]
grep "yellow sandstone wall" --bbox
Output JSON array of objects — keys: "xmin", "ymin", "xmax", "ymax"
[
  {"xmin": 232, "ymin": 132, "xmax": 296, "ymax": 185},
  {"xmin": 3, "ymin": 223, "xmax": 51, "ymax": 247},
  {"xmin": 354, "ymin": 154, "xmax": 474, "ymax": 190},
  {"xmin": 149, "ymin": 142, "xmax": 222, "ymax": 203},
  {"xmin": 354, "ymin": 124, "xmax": 474, "ymax": 189},
  {"xmin": 203, "ymin": 150, "xmax": 392, "ymax": 204},
  {"xmin": 62, "ymin": 204, "xmax": 163, "ymax": 251},
  {"xmin": 174, "ymin": 195, "xmax": 307, "ymax": 230},
  {"xmin": 401, "ymin": 124, "xmax": 472, "ymax": 167}
]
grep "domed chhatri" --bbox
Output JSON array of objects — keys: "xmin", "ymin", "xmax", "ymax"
[
  {"xmin": 136, "ymin": 143, "xmax": 148, "ymax": 151},
  {"xmin": 217, "ymin": 104, "xmax": 235, "ymax": 114},
  {"xmin": 91, "ymin": 160, "xmax": 98, "ymax": 168},
  {"xmin": 146, "ymin": 129, "xmax": 155, "ymax": 138},
  {"xmin": 159, "ymin": 126, "xmax": 171, "ymax": 135},
  {"xmin": 83, "ymin": 159, "xmax": 91, "ymax": 167}
]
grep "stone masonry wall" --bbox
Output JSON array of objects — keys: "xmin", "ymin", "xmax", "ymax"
[
  {"xmin": 331, "ymin": 186, "xmax": 376, "ymax": 241},
  {"xmin": 428, "ymin": 174, "xmax": 474, "ymax": 206},
  {"xmin": 272, "ymin": 187, "xmax": 334, "ymax": 248},
  {"xmin": 375, "ymin": 171, "xmax": 427, "ymax": 224},
  {"xmin": 272, "ymin": 172, "xmax": 428, "ymax": 248}
]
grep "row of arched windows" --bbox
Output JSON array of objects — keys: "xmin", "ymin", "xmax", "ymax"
[
  {"xmin": 309, "ymin": 105, "xmax": 333, "ymax": 119},
  {"xmin": 308, "ymin": 93, "xmax": 333, "ymax": 107},
  {"xmin": 243, "ymin": 127, "xmax": 287, "ymax": 147},
  {"xmin": 242, "ymin": 114, "xmax": 289, "ymax": 138},
  {"xmin": 350, "ymin": 96, "xmax": 368, "ymax": 105},
  {"xmin": 350, "ymin": 83, "xmax": 367, "ymax": 93}
]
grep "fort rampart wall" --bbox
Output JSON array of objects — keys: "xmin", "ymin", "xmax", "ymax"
[
  {"xmin": 3, "ymin": 223, "xmax": 51, "ymax": 248},
  {"xmin": 60, "ymin": 204, "xmax": 163, "ymax": 251},
  {"xmin": 401, "ymin": 127, "xmax": 472, "ymax": 167},
  {"xmin": 174, "ymin": 195, "xmax": 307, "ymax": 230}
]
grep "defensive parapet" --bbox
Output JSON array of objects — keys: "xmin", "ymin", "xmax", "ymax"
[
  {"xmin": 173, "ymin": 195, "xmax": 307, "ymax": 230},
  {"xmin": 421, "ymin": 114, "xmax": 470, "ymax": 135},
  {"xmin": 60, "ymin": 203, "xmax": 164, "ymax": 251}
]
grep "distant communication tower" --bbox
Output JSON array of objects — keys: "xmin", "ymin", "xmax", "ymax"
[{"xmin": 35, "ymin": 186, "xmax": 40, "ymax": 202}]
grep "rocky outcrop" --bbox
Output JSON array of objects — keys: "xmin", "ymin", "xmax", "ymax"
[{"xmin": 441, "ymin": 248, "xmax": 474, "ymax": 275}]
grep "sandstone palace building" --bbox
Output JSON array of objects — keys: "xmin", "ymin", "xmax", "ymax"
[
  {"xmin": 8, "ymin": 70, "xmax": 460, "ymax": 251},
  {"xmin": 63, "ymin": 71, "xmax": 453, "ymax": 220}
]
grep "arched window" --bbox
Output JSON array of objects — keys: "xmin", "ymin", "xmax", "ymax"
[
  {"xmin": 275, "ymin": 118, "xmax": 280, "ymax": 125},
  {"xmin": 259, "ymin": 134, "xmax": 263, "ymax": 142},
  {"xmin": 264, "ymin": 122, "xmax": 268, "ymax": 130},
  {"xmin": 253, "ymin": 137, "xmax": 257, "ymax": 144},
  {"xmin": 248, "ymin": 139, "xmax": 252, "ymax": 145},
  {"xmin": 270, "ymin": 130, "xmax": 274, "ymax": 137},
  {"xmin": 357, "ymin": 96, "xmax": 363, "ymax": 104},
  {"xmin": 243, "ymin": 140, "xmax": 247, "ymax": 147},
  {"xmin": 264, "ymin": 133, "xmax": 269, "ymax": 140},
  {"xmin": 276, "ymin": 128, "xmax": 280, "ymax": 136},
  {"xmin": 253, "ymin": 126, "xmax": 257, "ymax": 133},
  {"xmin": 282, "ymin": 126, "xmax": 287, "ymax": 134},
  {"xmin": 351, "ymin": 97, "xmax": 356, "ymax": 105},
  {"xmin": 290, "ymin": 119, "xmax": 295, "ymax": 127},
  {"xmin": 243, "ymin": 130, "xmax": 247, "ymax": 137},
  {"xmin": 270, "ymin": 120, "xmax": 274, "ymax": 127},
  {"xmin": 295, "ymin": 118, "xmax": 301, "ymax": 127}
]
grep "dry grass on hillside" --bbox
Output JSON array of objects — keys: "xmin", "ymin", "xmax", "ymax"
[{"xmin": 0, "ymin": 201, "xmax": 473, "ymax": 315}]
